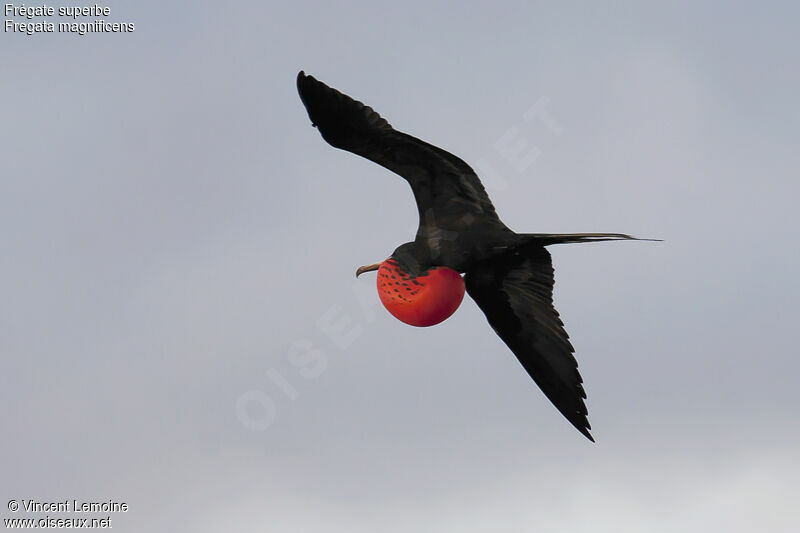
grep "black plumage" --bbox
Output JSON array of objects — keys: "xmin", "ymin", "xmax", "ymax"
[{"xmin": 297, "ymin": 71, "xmax": 652, "ymax": 440}]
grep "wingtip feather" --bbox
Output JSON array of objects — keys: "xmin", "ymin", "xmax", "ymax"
[{"xmin": 296, "ymin": 71, "xmax": 393, "ymax": 148}]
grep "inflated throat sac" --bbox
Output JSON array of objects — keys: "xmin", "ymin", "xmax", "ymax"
[{"xmin": 376, "ymin": 259, "xmax": 465, "ymax": 327}]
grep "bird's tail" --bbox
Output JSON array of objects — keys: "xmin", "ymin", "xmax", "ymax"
[{"xmin": 524, "ymin": 233, "xmax": 662, "ymax": 245}]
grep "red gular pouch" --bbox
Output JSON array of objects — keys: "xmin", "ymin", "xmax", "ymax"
[{"xmin": 376, "ymin": 259, "xmax": 465, "ymax": 327}]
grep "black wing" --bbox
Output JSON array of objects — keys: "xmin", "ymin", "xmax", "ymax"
[
  {"xmin": 297, "ymin": 71, "xmax": 502, "ymax": 225},
  {"xmin": 465, "ymin": 244, "xmax": 594, "ymax": 441}
]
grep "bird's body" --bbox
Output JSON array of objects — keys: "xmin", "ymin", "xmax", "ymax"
[{"xmin": 297, "ymin": 71, "xmax": 653, "ymax": 441}]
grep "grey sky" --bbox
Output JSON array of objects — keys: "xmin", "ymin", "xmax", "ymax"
[{"xmin": 2, "ymin": 1, "xmax": 799, "ymax": 531}]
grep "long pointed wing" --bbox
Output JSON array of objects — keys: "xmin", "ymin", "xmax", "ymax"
[
  {"xmin": 465, "ymin": 245, "xmax": 594, "ymax": 441},
  {"xmin": 297, "ymin": 71, "xmax": 501, "ymax": 224}
]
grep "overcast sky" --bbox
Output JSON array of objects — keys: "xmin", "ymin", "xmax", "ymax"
[{"xmin": 2, "ymin": 1, "xmax": 799, "ymax": 531}]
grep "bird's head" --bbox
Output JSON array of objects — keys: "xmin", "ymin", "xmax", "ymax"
[{"xmin": 356, "ymin": 244, "xmax": 465, "ymax": 327}]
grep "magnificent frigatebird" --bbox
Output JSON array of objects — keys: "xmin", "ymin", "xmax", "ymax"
[{"xmin": 297, "ymin": 71, "xmax": 653, "ymax": 441}]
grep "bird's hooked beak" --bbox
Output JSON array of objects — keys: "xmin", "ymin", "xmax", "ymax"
[{"xmin": 355, "ymin": 262, "xmax": 382, "ymax": 278}]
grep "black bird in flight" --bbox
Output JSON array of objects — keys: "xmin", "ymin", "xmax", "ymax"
[{"xmin": 297, "ymin": 71, "xmax": 655, "ymax": 441}]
